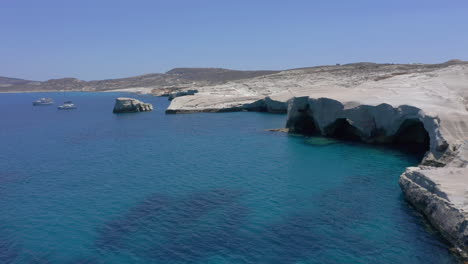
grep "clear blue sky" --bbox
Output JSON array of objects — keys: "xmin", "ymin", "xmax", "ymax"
[{"xmin": 2, "ymin": 0, "xmax": 468, "ymax": 81}]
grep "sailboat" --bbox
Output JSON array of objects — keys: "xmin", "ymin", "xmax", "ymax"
[{"xmin": 32, "ymin": 98, "xmax": 53, "ymax": 105}]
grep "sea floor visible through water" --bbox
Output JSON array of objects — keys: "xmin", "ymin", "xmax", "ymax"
[{"xmin": 0, "ymin": 92, "xmax": 459, "ymax": 263}]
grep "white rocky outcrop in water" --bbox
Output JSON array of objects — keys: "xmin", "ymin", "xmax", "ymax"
[
  {"xmin": 285, "ymin": 97, "xmax": 452, "ymax": 166},
  {"xmin": 166, "ymin": 62, "xmax": 468, "ymax": 257},
  {"xmin": 113, "ymin": 97, "xmax": 153, "ymax": 113}
]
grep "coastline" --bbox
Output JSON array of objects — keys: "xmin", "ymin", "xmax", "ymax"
[
  {"xmin": 163, "ymin": 64, "xmax": 468, "ymax": 259},
  {"xmin": 15, "ymin": 89, "xmax": 468, "ymax": 258},
  {"xmin": 4, "ymin": 61, "xmax": 468, "ymax": 259},
  {"xmin": 167, "ymin": 94, "xmax": 468, "ymax": 259}
]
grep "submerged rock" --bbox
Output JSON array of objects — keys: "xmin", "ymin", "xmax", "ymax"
[
  {"xmin": 304, "ymin": 137, "xmax": 339, "ymax": 146},
  {"xmin": 113, "ymin": 97, "xmax": 153, "ymax": 113},
  {"xmin": 265, "ymin": 128, "xmax": 289, "ymax": 133}
]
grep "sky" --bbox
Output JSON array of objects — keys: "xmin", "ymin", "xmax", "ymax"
[{"xmin": 1, "ymin": 0, "xmax": 468, "ymax": 81}]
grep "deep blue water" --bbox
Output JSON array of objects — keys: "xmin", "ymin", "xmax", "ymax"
[{"xmin": 0, "ymin": 92, "xmax": 457, "ymax": 264}]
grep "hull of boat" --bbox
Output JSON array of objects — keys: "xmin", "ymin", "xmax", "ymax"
[
  {"xmin": 57, "ymin": 106, "xmax": 77, "ymax": 110},
  {"xmin": 33, "ymin": 102, "xmax": 53, "ymax": 106}
]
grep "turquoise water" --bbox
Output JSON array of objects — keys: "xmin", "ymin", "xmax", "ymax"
[{"xmin": 0, "ymin": 92, "xmax": 457, "ymax": 263}]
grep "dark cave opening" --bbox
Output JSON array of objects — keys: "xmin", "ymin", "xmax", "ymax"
[
  {"xmin": 290, "ymin": 114, "xmax": 431, "ymax": 160},
  {"xmin": 286, "ymin": 110, "xmax": 319, "ymax": 135},
  {"xmin": 324, "ymin": 118, "xmax": 363, "ymax": 141},
  {"xmin": 393, "ymin": 119, "xmax": 430, "ymax": 155}
]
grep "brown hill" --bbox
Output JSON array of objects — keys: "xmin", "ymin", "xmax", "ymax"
[{"xmin": 0, "ymin": 68, "xmax": 280, "ymax": 92}]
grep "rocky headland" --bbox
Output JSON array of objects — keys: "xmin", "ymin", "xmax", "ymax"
[{"xmin": 166, "ymin": 60, "xmax": 468, "ymax": 257}]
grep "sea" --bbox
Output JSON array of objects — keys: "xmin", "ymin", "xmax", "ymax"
[{"xmin": 0, "ymin": 92, "xmax": 458, "ymax": 263}]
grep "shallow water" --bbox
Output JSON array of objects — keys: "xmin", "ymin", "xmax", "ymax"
[{"xmin": 0, "ymin": 92, "xmax": 457, "ymax": 263}]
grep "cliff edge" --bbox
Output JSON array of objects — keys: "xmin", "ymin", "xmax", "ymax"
[{"xmin": 166, "ymin": 61, "xmax": 468, "ymax": 257}]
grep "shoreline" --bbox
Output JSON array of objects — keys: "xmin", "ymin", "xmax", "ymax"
[
  {"xmin": 167, "ymin": 91, "xmax": 468, "ymax": 259},
  {"xmin": 5, "ymin": 64, "xmax": 468, "ymax": 259}
]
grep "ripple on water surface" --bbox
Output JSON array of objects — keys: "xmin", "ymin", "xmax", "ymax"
[{"xmin": 0, "ymin": 92, "xmax": 458, "ymax": 263}]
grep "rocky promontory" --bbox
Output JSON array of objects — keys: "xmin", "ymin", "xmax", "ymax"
[
  {"xmin": 113, "ymin": 97, "xmax": 153, "ymax": 113},
  {"xmin": 165, "ymin": 61, "xmax": 468, "ymax": 257}
]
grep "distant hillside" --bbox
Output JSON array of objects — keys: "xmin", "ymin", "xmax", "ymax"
[
  {"xmin": 0, "ymin": 68, "xmax": 280, "ymax": 93},
  {"xmin": 166, "ymin": 68, "xmax": 278, "ymax": 82},
  {"xmin": 0, "ymin": 76, "xmax": 38, "ymax": 88},
  {"xmin": 3, "ymin": 61, "xmax": 467, "ymax": 93}
]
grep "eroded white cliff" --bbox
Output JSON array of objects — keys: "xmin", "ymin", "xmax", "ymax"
[
  {"xmin": 400, "ymin": 167, "xmax": 468, "ymax": 257},
  {"xmin": 165, "ymin": 62, "xmax": 468, "ymax": 257}
]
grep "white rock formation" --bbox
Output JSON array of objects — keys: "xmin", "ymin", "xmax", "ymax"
[
  {"xmin": 166, "ymin": 62, "xmax": 468, "ymax": 256},
  {"xmin": 113, "ymin": 97, "xmax": 153, "ymax": 113},
  {"xmin": 168, "ymin": 89, "xmax": 198, "ymax": 101},
  {"xmin": 400, "ymin": 167, "xmax": 468, "ymax": 257}
]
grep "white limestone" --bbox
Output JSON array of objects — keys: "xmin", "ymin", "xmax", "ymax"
[
  {"xmin": 113, "ymin": 97, "xmax": 153, "ymax": 113},
  {"xmin": 400, "ymin": 167, "xmax": 468, "ymax": 257},
  {"xmin": 166, "ymin": 62, "xmax": 468, "ymax": 256}
]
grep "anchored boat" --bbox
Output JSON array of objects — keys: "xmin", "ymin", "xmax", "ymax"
[
  {"xmin": 32, "ymin": 98, "xmax": 53, "ymax": 106},
  {"xmin": 57, "ymin": 101, "xmax": 77, "ymax": 110}
]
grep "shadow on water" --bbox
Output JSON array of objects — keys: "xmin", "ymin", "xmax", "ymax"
[{"xmin": 301, "ymin": 135, "xmax": 428, "ymax": 162}]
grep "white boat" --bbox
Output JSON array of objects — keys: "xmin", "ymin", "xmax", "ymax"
[
  {"xmin": 57, "ymin": 101, "xmax": 77, "ymax": 110},
  {"xmin": 33, "ymin": 98, "xmax": 53, "ymax": 106}
]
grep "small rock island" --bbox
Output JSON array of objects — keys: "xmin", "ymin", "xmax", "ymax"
[{"xmin": 113, "ymin": 97, "xmax": 153, "ymax": 113}]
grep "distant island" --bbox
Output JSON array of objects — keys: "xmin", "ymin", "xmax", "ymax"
[{"xmin": 0, "ymin": 68, "xmax": 279, "ymax": 93}]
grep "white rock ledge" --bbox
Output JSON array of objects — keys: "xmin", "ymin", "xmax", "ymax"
[
  {"xmin": 400, "ymin": 167, "xmax": 468, "ymax": 257},
  {"xmin": 113, "ymin": 97, "xmax": 153, "ymax": 113},
  {"xmin": 165, "ymin": 63, "xmax": 468, "ymax": 257},
  {"xmin": 166, "ymin": 96, "xmax": 287, "ymax": 114}
]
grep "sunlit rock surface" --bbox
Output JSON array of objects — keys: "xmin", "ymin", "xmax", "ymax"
[
  {"xmin": 113, "ymin": 97, "xmax": 153, "ymax": 113},
  {"xmin": 400, "ymin": 167, "xmax": 468, "ymax": 258},
  {"xmin": 166, "ymin": 61, "xmax": 468, "ymax": 257},
  {"xmin": 168, "ymin": 89, "xmax": 198, "ymax": 101}
]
